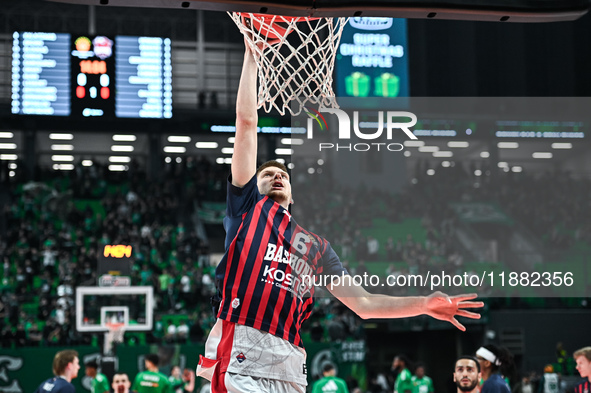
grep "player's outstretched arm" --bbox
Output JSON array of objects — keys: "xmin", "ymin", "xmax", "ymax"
[
  {"xmin": 232, "ymin": 38, "xmax": 259, "ymax": 188},
  {"xmin": 329, "ymin": 283, "xmax": 483, "ymax": 331}
]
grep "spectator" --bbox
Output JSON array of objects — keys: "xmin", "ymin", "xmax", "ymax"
[
  {"xmin": 476, "ymin": 345, "xmax": 514, "ymax": 393},
  {"xmin": 112, "ymin": 373, "xmax": 132, "ymax": 393},
  {"xmin": 393, "ymin": 355, "xmax": 413, "ymax": 393}
]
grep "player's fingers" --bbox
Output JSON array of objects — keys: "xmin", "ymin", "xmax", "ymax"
[
  {"xmin": 455, "ymin": 310, "xmax": 481, "ymax": 319},
  {"xmin": 457, "ymin": 301, "xmax": 484, "ymax": 309},
  {"xmin": 451, "ymin": 293, "xmax": 479, "ymax": 301},
  {"xmin": 449, "ymin": 317, "xmax": 466, "ymax": 332}
]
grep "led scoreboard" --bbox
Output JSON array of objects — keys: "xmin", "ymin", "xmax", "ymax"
[
  {"xmin": 12, "ymin": 32, "xmax": 172, "ymax": 119},
  {"xmin": 116, "ymin": 36, "xmax": 172, "ymax": 119},
  {"xmin": 12, "ymin": 32, "xmax": 71, "ymax": 116},
  {"xmin": 71, "ymin": 35, "xmax": 116, "ymax": 117}
]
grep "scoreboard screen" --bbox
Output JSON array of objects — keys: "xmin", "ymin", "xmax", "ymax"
[
  {"xmin": 71, "ymin": 35, "xmax": 116, "ymax": 117},
  {"xmin": 12, "ymin": 32, "xmax": 71, "ymax": 116},
  {"xmin": 335, "ymin": 17, "xmax": 409, "ymax": 99},
  {"xmin": 115, "ymin": 36, "xmax": 172, "ymax": 119},
  {"xmin": 12, "ymin": 31, "xmax": 172, "ymax": 119}
]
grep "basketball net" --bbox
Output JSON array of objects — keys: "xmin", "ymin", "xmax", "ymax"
[
  {"xmin": 230, "ymin": 13, "xmax": 349, "ymax": 116},
  {"xmin": 104, "ymin": 323, "xmax": 125, "ymax": 356}
]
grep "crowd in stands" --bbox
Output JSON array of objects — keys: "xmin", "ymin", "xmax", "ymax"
[{"xmin": 1, "ymin": 155, "xmax": 589, "ymax": 348}]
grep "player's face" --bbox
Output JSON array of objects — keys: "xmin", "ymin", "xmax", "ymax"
[
  {"xmin": 257, "ymin": 167, "xmax": 292, "ymax": 205},
  {"xmin": 454, "ymin": 359, "xmax": 480, "ymax": 392},
  {"xmin": 112, "ymin": 374, "xmax": 131, "ymax": 393},
  {"xmin": 85, "ymin": 367, "xmax": 97, "ymax": 377},
  {"xmin": 70, "ymin": 357, "xmax": 81, "ymax": 379},
  {"xmin": 576, "ymin": 356, "xmax": 591, "ymax": 378},
  {"xmin": 416, "ymin": 367, "xmax": 425, "ymax": 378}
]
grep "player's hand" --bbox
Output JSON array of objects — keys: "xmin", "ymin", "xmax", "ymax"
[{"xmin": 423, "ymin": 292, "xmax": 483, "ymax": 331}]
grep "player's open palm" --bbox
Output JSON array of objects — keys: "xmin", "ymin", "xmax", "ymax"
[{"xmin": 424, "ymin": 292, "xmax": 484, "ymax": 331}]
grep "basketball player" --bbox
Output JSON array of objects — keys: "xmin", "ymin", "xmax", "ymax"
[
  {"xmin": 85, "ymin": 360, "xmax": 110, "ymax": 393},
  {"xmin": 454, "ymin": 356, "xmax": 481, "ymax": 393},
  {"xmin": 573, "ymin": 347, "xmax": 591, "ymax": 393},
  {"xmin": 476, "ymin": 345, "xmax": 513, "ymax": 393},
  {"xmin": 197, "ymin": 36, "xmax": 483, "ymax": 393},
  {"xmin": 112, "ymin": 373, "xmax": 132, "ymax": 393},
  {"xmin": 132, "ymin": 354, "xmax": 172, "ymax": 393},
  {"xmin": 34, "ymin": 350, "xmax": 80, "ymax": 393}
]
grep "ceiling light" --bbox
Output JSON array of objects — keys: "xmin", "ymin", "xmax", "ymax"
[
  {"xmin": 82, "ymin": 160, "xmax": 93, "ymax": 166},
  {"xmin": 404, "ymin": 140, "xmax": 425, "ymax": 148},
  {"xmin": 418, "ymin": 146, "xmax": 439, "ymax": 153},
  {"xmin": 52, "ymin": 164, "xmax": 74, "ymax": 170},
  {"xmin": 112, "ymin": 135, "xmax": 137, "ymax": 142},
  {"xmin": 52, "ymin": 155, "xmax": 74, "ymax": 161},
  {"xmin": 51, "ymin": 144, "xmax": 74, "ymax": 151},
  {"xmin": 221, "ymin": 147, "xmax": 234, "ymax": 154},
  {"xmin": 275, "ymin": 148, "xmax": 293, "ymax": 155},
  {"xmin": 0, "ymin": 132, "xmax": 14, "ymax": 138},
  {"xmin": 512, "ymin": 166, "xmax": 523, "ymax": 173},
  {"xmin": 433, "ymin": 151, "xmax": 453, "ymax": 157},
  {"xmin": 0, "ymin": 143, "xmax": 17, "ymax": 150},
  {"xmin": 532, "ymin": 152, "xmax": 552, "ymax": 159},
  {"xmin": 195, "ymin": 142, "xmax": 218, "ymax": 149},
  {"xmin": 497, "ymin": 142, "xmax": 519, "ymax": 149},
  {"xmin": 108, "ymin": 165, "xmax": 127, "ymax": 171},
  {"xmin": 109, "ymin": 156, "xmax": 131, "ymax": 163},
  {"xmin": 551, "ymin": 143, "xmax": 572, "ymax": 149},
  {"xmin": 163, "ymin": 146, "xmax": 186, "ymax": 153},
  {"xmin": 49, "ymin": 133, "xmax": 73, "ymax": 140},
  {"xmin": 167, "ymin": 136, "xmax": 191, "ymax": 143},
  {"xmin": 480, "ymin": 152, "xmax": 490, "ymax": 158},
  {"xmin": 447, "ymin": 141, "xmax": 469, "ymax": 148},
  {"xmin": 280, "ymin": 138, "xmax": 304, "ymax": 145},
  {"xmin": 111, "ymin": 145, "xmax": 134, "ymax": 152}
]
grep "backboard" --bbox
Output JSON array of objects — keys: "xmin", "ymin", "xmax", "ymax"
[
  {"xmin": 44, "ymin": 0, "xmax": 588, "ymax": 23},
  {"xmin": 75, "ymin": 286, "xmax": 154, "ymax": 332}
]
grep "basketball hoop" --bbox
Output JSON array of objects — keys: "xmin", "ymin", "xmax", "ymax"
[
  {"xmin": 104, "ymin": 323, "xmax": 125, "ymax": 356},
  {"xmin": 230, "ymin": 12, "xmax": 349, "ymax": 116}
]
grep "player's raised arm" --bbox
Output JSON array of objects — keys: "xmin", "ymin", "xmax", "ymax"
[
  {"xmin": 232, "ymin": 38, "xmax": 259, "ymax": 188},
  {"xmin": 329, "ymin": 283, "xmax": 483, "ymax": 332}
]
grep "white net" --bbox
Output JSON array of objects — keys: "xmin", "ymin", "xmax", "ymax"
[
  {"xmin": 104, "ymin": 324, "xmax": 125, "ymax": 355},
  {"xmin": 230, "ymin": 13, "xmax": 349, "ymax": 116}
]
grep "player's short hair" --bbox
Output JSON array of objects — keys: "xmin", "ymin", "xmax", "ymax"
[
  {"xmin": 456, "ymin": 356, "xmax": 481, "ymax": 373},
  {"xmin": 85, "ymin": 360, "xmax": 99, "ymax": 369},
  {"xmin": 323, "ymin": 363, "xmax": 335, "ymax": 373},
  {"xmin": 145, "ymin": 354, "xmax": 160, "ymax": 366},
  {"xmin": 113, "ymin": 373, "xmax": 130, "ymax": 382},
  {"xmin": 574, "ymin": 347, "xmax": 591, "ymax": 361},
  {"xmin": 53, "ymin": 350, "xmax": 78, "ymax": 376},
  {"xmin": 256, "ymin": 160, "xmax": 289, "ymax": 178}
]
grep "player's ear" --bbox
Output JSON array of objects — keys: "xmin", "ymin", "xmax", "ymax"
[{"xmin": 290, "ymin": 198, "xmax": 294, "ymax": 204}]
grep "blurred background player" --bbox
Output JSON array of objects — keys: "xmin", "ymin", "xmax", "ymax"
[
  {"xmin": 476, "ymin": 345, "xmax": 515, "ymax": 393},
  {"xmin": 454, "ymin": 356, "xmax": 481, "ymax": 393},
  {"xmin": 34, "ymin": 350, "xmax": 80, "ymax": 393},
  {"xmin": 85, "ymin": 360, "xmax": 110, "ymax": 393},
  {"xmin": 169, "ymin": 366, "xmax": 195, "ymax": 393},
  {"xmin": 537, "ymin": 365, "xmax": 559, "ymax": 393},
  {"xmin": 312, "ymin": 363, "xmax": 349, "ymax": 393},
  {"xmin": 112, "ymin": 373, "xmax": 132, "ymax": 393},
  {"xmin": 393, "ymin": 355, "xmax": 413, "ymax": 393},
  {"xmin": 573, "ymin": 347, "xmax": 591, "ymax": 393},
  {"xmin": 412, "ymin": 364, "xmax": 434, "ymax": 393},
  {"xmin": 132, "ymin": 354, "xmax": 171, "ymax": 393}
]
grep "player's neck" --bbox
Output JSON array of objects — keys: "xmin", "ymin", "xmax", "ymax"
[{"xmin": 59, "ymin": 374, "xmax": 72, "ymax": 383}]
